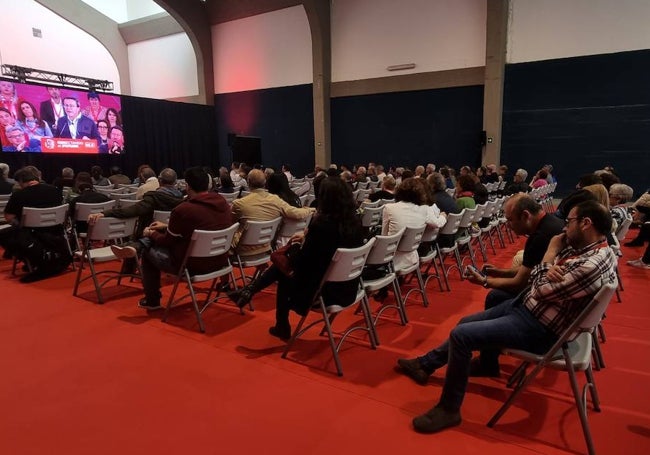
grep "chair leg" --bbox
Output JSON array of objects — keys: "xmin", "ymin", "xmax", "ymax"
[
  {"xmin": 591, "ymin": 331, "xmax": 605, "ymax": 369},
  {"xmin": 565, "ymin": 350, "xmax": 597, "ymax": 455}
]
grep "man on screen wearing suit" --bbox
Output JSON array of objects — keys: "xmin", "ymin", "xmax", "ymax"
[
  {"xmin": 55, "ymin": 97, "xmax": 100, "ymax": 141},
  {"xmin": 39, "ymin": 86, "xmax": 65, "ymax": 132}
]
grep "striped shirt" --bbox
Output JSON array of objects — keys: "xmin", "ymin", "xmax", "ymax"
[{"xmin": 524, "ymin": 239, "xmax": 617, "ymax": 336}]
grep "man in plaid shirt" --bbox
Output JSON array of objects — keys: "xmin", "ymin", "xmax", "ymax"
[{"xmin": 396, "ymin": 200, "xmax": 618, "ymax": 434}]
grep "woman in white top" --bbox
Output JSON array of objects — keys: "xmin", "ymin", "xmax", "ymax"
[{"xmin": 382, "ymin": 177, "xmax": 447, "ymax": 271}]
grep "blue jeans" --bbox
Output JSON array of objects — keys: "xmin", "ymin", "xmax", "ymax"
[
  {"xmin": 141, "ymin": 246, "xmax": 177, "ymax": 302},
  {"xmin": 417, "ymin": 297, "xmax": 557, "ymax": 412}
]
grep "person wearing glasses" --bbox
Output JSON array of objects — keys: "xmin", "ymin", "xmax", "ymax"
[
  {"xmin": 3, "ymin": 126, "xmax": 41, "ymax": 152},
  {"xmin": 54, "ymin": 96, "xmax": 100, "ymax": 141},
  {"xmin": 397, "ymin": 200, "xmax": 617, "ymax": 434},
  {"xmin": 97, "ymin": 119, "xmax": 110, "ymax": 153}
]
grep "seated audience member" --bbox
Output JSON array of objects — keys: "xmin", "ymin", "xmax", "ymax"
[
  {"xmin": 425, "ymin": 163, "xmax": 436, "ymax": 177},
  {"xmin": 381, "ymin": 177, "xmax": 447, "ymax": 272},
  {"xmin": 583, "ymin": 184, "xmax": 610, "ymax": 210},
  {"xmin": 229, "ymin": 177, "xmax": 365, "ymax": 339},
  {"xmin": 281, "ymin": 164, "xmax": 294, "ymax": 182},
  {"xmin": 88, "ymin": 168, "xmax": 183, "ymax": 239},
  {"xmin": 542, "ymin": 164, "xmax": 556, "ymax": 183},
  {"xmin": 97, "ymin": 119, "xmax": 110, "ymax": 153},
  {"xmin": 608, "ymin": 183, "xmax": 633, "ymax": 228},
  {"xmin": 0, "ymin": 163, "xmax": 16, "ymax": 186},
  {"xmin": 455, "ymin": 175, "xmax": 477, "ymax": 211},
  {"xmin": 505, "ymin": 168, "xmax": 529, "ymax": 195},
  {"xmin": 414, "ymin": 165, "xmax": 426, "ymax": 179},
  {"xmin": 118, "ymin": 167, "xmax": 232, "ymax": 310},
  {"xmin": 553, "ymin": 173, "xmax": 602, "ymax": 220},
  {"xmin": 68, "ymin": 172, "xmax": 110, "ymax": 233},
  {"xmin": 440, "ymin": 167, "xmax": 455, "ymax": 190},
  {"xmin": 53, "ymin": 167, "xmax": 75, "ymax": 190},
  {"xmin": 355, "ymin": 166, "xmax": 368, "ymax": 183},
  {"xmin": 3, "ymin": 126, "xmax": 41, "ymax": 152},
  {"xmin": 267, "ymin": 173, "xmax": 301, "ymax": 208},
  {"xmin": 0, "ymin": 168, "xmax": 13, "ymax": 194},
  {"xmin": 340, "ymin": 170, "xmax": 354, "ymax": 190},
  {"xmin": 485, "ymin": 164, "xmax": 500, "ymax": 183},
  {"xmin": 17, "ymin": 100, "xmax": 52, "ymax": 141},
  {"xmin": 630, "ymin": 189, "xmax": 650, "ymax": 225},
  {"xmin": 91, "ymin": 166, "xmax": 110, "ymax": 187},
  {"xmin": 368, "ymin": 175, "xmax": 397, "ymax": 202},
  {"xmin": 464, "ymin": 194, "xmax": 564, "ymax": 333},
  {"xmin": 530, "ymin": 169, "xmax": 549, "ymax": 189},
  {"xmin": 476, "ymin": 166, "xmax": 488, "ymax": 184},
  {"xmin": 218, "ymin": 169, "xmax": 236, "ymax": 193},
  {"xmin": 426, "ymin": 172, "xmax": 459, "ymax": 214},
  {"xmin": 497, "ymin": 165, "xmax": 510, "ymax": 183},
  {"xmin": 0, "ymin": 167, "xmax": 69, "ymax": 282},
  {"xmin": 596, "ymin": 170, "xmax": 620, "ymax": 191},
  {"xmin": 309, "ymin": 173, "xmax": 327, "ymax": 208},
  {"xmin": 135, "ymin": 167, "xmax": 159, "ymax": 200},
  {"xmin": 397, "ymin": 200, "xmax": 617, "ymax": 433},
  {"xmin": 107, "ymin": 166, "xmax": 131, "ymax": 186},
  {"xmin": 108, "ymin": 126, "xmax": 125, "ymax": 154},
  {"xmin": 626, "ymin": 221, "xmax": 650, "ymax": 269},
  {"xmin": 230, "ymin": 169, "xmax": 314, "ymax": 257},
  {"xmin": 367, "ymin": 165, "xmax": 379, "ymax": 182}
]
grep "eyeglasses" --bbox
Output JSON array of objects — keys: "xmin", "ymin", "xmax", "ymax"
[
  {"xmin": 98, "ymin": 125, "xmax": 109, "ymax": 129},
  {"xmin": 565, "ymin": 216, "xmax": 582, "ymax": 225}
]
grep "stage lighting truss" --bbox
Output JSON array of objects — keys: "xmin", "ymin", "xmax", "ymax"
[{"xmin": 1, "ymin": 64, "xmax": 114, "ymax": 92}]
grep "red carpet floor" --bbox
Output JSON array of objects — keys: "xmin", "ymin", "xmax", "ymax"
[{"xmin": 1, "ymin": 232, "xmax": 649, "ymax": 455}]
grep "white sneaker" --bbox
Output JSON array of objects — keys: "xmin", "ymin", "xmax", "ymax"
[
  {"xmin": 627, "ymin": 258, "xmax": 650, "ymax": 269},
  {"xmin": 110, "ymin": 245, "xmax": 137, "ymax": 259}
]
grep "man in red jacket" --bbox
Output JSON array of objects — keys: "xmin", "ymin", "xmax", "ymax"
[{"xmin": 116, "ymin": 167, "xmax": 232, "ymax": 310}]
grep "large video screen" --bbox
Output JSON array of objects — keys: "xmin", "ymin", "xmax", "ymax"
[{"xmin": 0, "ymin": 79, "xmax": 124, "ymax": 154}]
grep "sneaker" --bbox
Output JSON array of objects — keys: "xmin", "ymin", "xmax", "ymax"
[
  {"xmin": 412, "ymin": 405, "xmax": 461, "ymax": 434},
  {"xmin": 138, "ymin": 298, "xmax": 163, "ymax": 310},
  {"xmin": 627, "ymin": 259, "xmax": 650, "ymax": 269},
  {"xmin": 468, "ymin": 357, "xmax": 500, "ymax": 378},
  {"xmin": 111, "ymin": 245, "xmax": 137, "ymax": 259},
  {"xmin": 397, "ymin": 358, "xmax": 432, "ymax": 385}
]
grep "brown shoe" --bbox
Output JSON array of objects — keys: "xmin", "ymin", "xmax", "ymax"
[
  {"xmin": 413, "ymin": 405, "xmax": 461, "ymax": 433},
  {"xmin": 397, "ymin": 358, "xmax": 431, "ymax": 385}
]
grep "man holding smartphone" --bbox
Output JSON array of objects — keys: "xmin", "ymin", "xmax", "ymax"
[{"xmin": 397, "ymin": 200, "xmax": 617, "ymax": 434}]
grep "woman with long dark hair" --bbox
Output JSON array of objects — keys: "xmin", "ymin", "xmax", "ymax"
[
  {"xmin": 266, "ymin": 173, "xmax": 301, "ymax": 207},
  {"xmin": 229, "ymin": 176, "xmax": 364, "ymax": 339}
]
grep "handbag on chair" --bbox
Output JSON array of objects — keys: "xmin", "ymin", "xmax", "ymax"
[{"xmin": 270, "ymin": 241, "xmax": 302, "ymax": 277}]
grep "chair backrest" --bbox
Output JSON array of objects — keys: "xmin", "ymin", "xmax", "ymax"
[
  {"xmin": 153, "ymin": 210, "xmax": 172, "ymax": 224},
  {"xmin": 94, "ymin": 186, "xmax": 115, "ymax": 195},
  {"xmin": 238, "ymin": 217, "xmax": 282, "ymax": 247},
  {"xmin": 360, "ymin": 200, "xmax": 379, "ymax": 209},
  {"xmin": 356, "ymin": 188, "xmax": 371, "ymax": 202},
  {"xmin": 445, "ymin": 188, "xmax": 456, "ymax": 197},
  {"xmin": 186, "ymin": 223, "xmax": 239, "ymax": 259},
  {"xmin": 277, "ymin": 212, "xmax": 313, "ymax": 239},
  {"xmin": 320, "ymin": 237, "xmax": 376, "ymax": 284},
  {"xmin": 356, "ymin": 181, "xmax": 369, "ymax": 190},
  {"xmin": 21, "ymin": 204, "xmax": 69, "ymax": 228},
  {"xmin": 74, "ymin": 200, "xmax": 117, "ymax": 221},
  {"xmin": 117, "ymin": 183, "xmax": 138, "ymax": 189},
  {"xmin": 379, "ymin": 198, "xmax": 395, "ymax": 206},
  {"xmin": 86, "ymin": 217, "xmax": 137, "ymax": 242},
  {"xmin": 367, "ymin": 180, "xmax": 380, "ymax": 191},
  {"xmin": 397, "ymin": 224, "xmax": 426, "ymax": 253},
  {"xmin": 0, "ymin": 199, "xmax": 8, "ymax": 220},
  {"xmin": 473, "ymin": 203, "xmax": 487, "ymax": 222},
  {"xmin": 420, "ymin": 224, "xmax": 439, "ymax": 243},
  {"xmin": 575, "ymin": 280, "xmax": 619, "ymax": 335},
  {"xmin": 365, "ymin": 228, "xmax": 404, "ymax": 266},
  {"xmin": 458, "ymin": 206, "xmax": 477, "ymax": 229},
  {"xmin": 361, "ymin": 206, "xmax": 383, "ymax": 228},
  {"xmin": 439, "ymin": 211, "xmax": 464, "ymax": 235}
]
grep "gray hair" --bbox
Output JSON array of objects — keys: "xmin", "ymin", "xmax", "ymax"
[
  {"xmin": 0, "ymin": 163, "xmax": 9, "ymax": 178},
  {"xmin": 426, "ymin": 172, "xmax": 447, "ymax": 191},
  {"xmin": 609, "ymin": 183, "xmax": 633, "ymax": 203},
  {"xmin": 62, "ymin": 167, "xmax": 74, "ymax": 178},
  {"xmin": 158, "ymin": 168, "xmax": 177, "ymax": 185},
  {"xmin": 515, "ymin": 168, "xmax": 528, "ymax": 180}
]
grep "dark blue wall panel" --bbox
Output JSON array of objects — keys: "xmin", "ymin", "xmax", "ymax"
[
  {"xmin": 331, "ymin": 86, "xmax": 484, "ymax": 170},
  {"xmin": 214, "ymin": 84, "xmax": 314, "ymax": 175},
  {"xmin": 501, "ymin": 50, "xmax": 650, "ymax": 197}
]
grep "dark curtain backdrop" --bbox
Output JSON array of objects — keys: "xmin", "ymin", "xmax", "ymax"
[
  {"xmin": 501, "ymin": 49, "xmax": 650, "ymax": 197},
  {"xmin": 331, "ymin": 85, "xmax": 485, "ymax": 171},
  {"xmin": 1, "ymin": 95, "xmax": 220, "ymax": 183}
]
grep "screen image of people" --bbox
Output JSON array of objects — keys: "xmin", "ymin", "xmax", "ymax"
[{"xmin": 1, "ymin": 79, "xmax": 123, "ymax": 154}]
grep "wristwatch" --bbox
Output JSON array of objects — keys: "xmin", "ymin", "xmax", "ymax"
[{"xmin": 482, "ymin": 276, "xmax": 489, "ymax": 288}]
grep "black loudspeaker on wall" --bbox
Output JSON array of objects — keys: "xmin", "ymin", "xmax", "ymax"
[{"xmin": 479, "ymin": 130, "xmax": 487, "ymax": 146}]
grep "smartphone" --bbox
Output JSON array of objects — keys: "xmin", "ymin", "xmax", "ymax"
[{"xmin": 464, "ymin": 265, "xmax": 485, "ymax": 277}]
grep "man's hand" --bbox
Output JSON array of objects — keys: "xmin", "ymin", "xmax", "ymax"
[
  {"xmin": 546, "ymin": 264, "xmax": 566, "ymax": 282},
  {"xmin": 481, "ymin": 264, "xmax": 496, "ymax": 276},
  {"xmin": 148, "ymin": 221, "xmax": 167, "ymax": 231},
  {"xmin": 464, "ymin": 267, "xmax": 486, "ymax": 286},
  {"xmin": 87, "ymin": 212, "xmax": 104, "ymax": 225}
]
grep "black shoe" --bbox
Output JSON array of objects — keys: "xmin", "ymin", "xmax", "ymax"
[
  {"xmin": 412, "ymin": 405, "xmax": 461, "ymax": 434},
  {"xmin": 624, "ymin": 240, "xmax": 644, "ymax": 247},
  {"xmin": 138, "ymin": 298, "xmax": 163, "ymax": 310},
  {"xmin": 268, "ymin": 325, "xmax": 291, "ymax": 341},
  {"xmin": 227, "ymin": 286, "xmax": 253, "ymax": 308},
  {"xmin": 397, "ymin": 358, "xmax": 432, "ymax": 385},
  {"xmin": 468, "ymin": 357, "xmax": 500, "ymax": 378}
]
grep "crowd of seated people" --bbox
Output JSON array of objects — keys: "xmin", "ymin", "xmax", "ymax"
[{"xmin": 0, "ymin": 158, "xmax": 646, "ymax": 440}]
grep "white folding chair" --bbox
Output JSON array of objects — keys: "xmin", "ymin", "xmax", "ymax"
[
  {"xmin": 436, "ymin": 211, "xmax": 464, "ymax": 291},
  {"xmin": 162, "ymin": 223, "xmax": 239, "ymax": 333},
  {"xmin": 394, "ymin": 225, "xmax": 429, "ymax": 307},
  {"xmin": 152, "ymin": 210, "xmax": 171, "ymax": 224},
  {"xmin": 488, "ymin": 280, "xmax": 619, "ymax": 455},
  {"xmin": 275, "ymin": 213, "xmax": 313, "ymax": 249},
  {"xmin": 13, "ymin": 204, "xmax": 73, "ymax": 274},
  {"xmin": 363, "ymin": 229, "xmax": 407, "ymax": 331},
  {"xmin": 231, "ymin": 217, "xmax": 283, "ymax": 298},
  {"xmin": 72, "ymin": 200, "xmax": 117, "ymax": 250},
  {"xmin": 282, "ymin": 237, "xmax": 377, "ymax": 376},
  {"xmin": 72, "ymin": 217, "xmax": 139, "ymax": 304}
]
